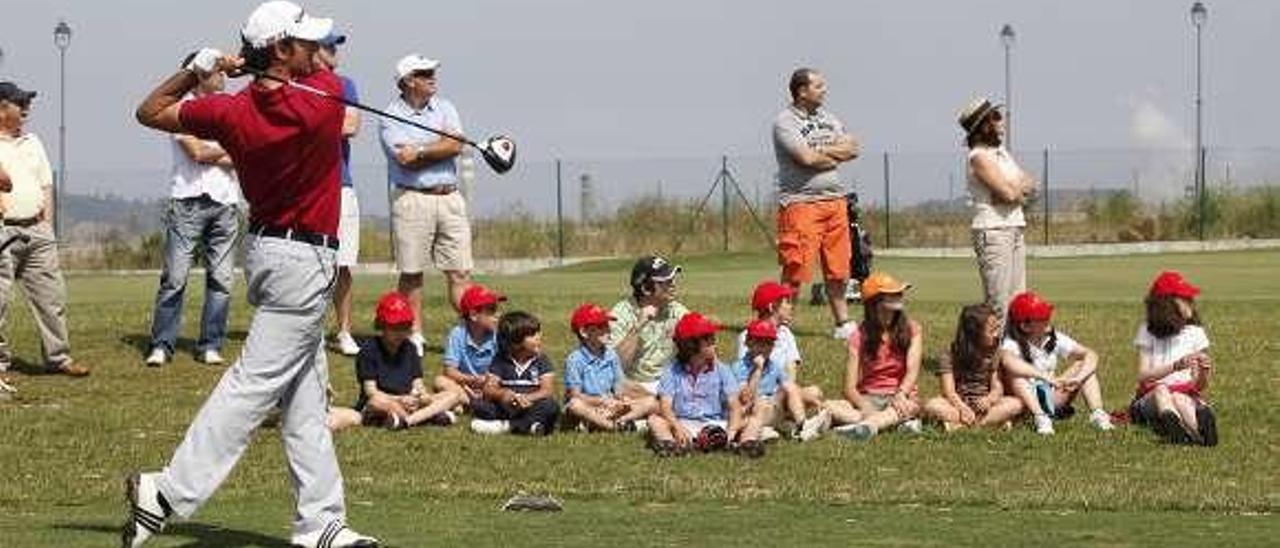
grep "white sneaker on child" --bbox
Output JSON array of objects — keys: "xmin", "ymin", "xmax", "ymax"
[
  {"xmin": 1033, "ymin": 414, "xmax": 1055, "ymax": 436},
  {"xmin": 799, "ymin": 409, "xmax": 832, "ymax": 442},
  {"xmin": 470, "ymin": 419, "xmax": 511, "ymax": 435},
  {"xmin": 290, "ymin": 520, "xmax": 379, "ymax": 548},
  {"xmin": 759, "ymin": 426, "xmax": 781, "ymax": 442},
  {"xmin": 1089, "ymin": 409, "xmax": 1115, "ymax": 431},
  {"xmin": 897, "ymin": 418, "xmax": 924, "ymax": 435}
]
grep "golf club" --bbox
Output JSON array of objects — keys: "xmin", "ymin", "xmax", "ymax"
[{"xmin": 235, "ymin": 66, "xmax": 517, "ymax": 174}]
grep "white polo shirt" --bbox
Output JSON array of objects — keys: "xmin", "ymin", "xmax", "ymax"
[
  {"xmin": 169, "ymin": 97, "xmax": 240, "ymax": 205},
  {"xmin": 0, "ymin": 131, "xmax": 53, "ymax": 221}
]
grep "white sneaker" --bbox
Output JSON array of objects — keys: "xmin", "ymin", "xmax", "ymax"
[
  {"xmin": 196, "ymin": 349, "xmax": 225, "ymax": 365},
  {"xmin": 290, "ymin": 520, "xmax": 379, "ymax": 548},
  {"xmin": 1033, "ymin": 414, "xmax": 1055, "ymax": 436},
  {"xmin": 122, "ymin": 472, "xmax": 171, "ymax": 547},
  {"xmin": 1089, "ymin": 409, "xmax": 1115, "ymax": 431},
  {"xmin": 832, "ymin": 321, "xmax": 857, "ymax": 341},
  {"xmin": 409, "ymin": 332, "xmax": 426, "ymax": 357},
  {"xmin": 759, "ymin": 426, "xmax": 781, "ymax": 442},
  {"xmin": 470, "ymin": 419, "xmax": 511, "ymax": 435},
  {"xmin": 144, "ymin": 348, "xmax": 168, "ymax": 367},
  {"xmin": 799, "ymin": 409, "xmax": 832, "ymax": 442},
  {"xmin": 897, "ymin": 418, "xmax": 924, "ymax": 435},
  {"xmin": 844, "ymin": 280, "xmax": 862, "ymax": 302},
  {"xmin": 335, "ymin": 331, "xmax": 360, "ymax": 356},
  {"xmin": 632, "ymin": 419, "xmax": 650, "ymax": 434}
]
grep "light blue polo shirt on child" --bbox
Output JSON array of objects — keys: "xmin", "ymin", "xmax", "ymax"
[
  {"xmin": 657, "ymin": 361, "xmax": 741, "ymax": 422},
  {"xmin": 442, "ymin": 323, "xmax": 496, "ymax": 376},
  {"xmin": 379, "ymin": 94, "xmax": 464, "ymax": 190},
  {"xmin": 731, "ymin": 356, "xmax": 789, "ymax": 399},
  {"xmin": 564, "ymin": 345, "xmax": 625, "ymax": 399}
]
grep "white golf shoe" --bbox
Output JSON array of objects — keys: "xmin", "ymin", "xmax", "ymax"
[
  {"xmin": 121, "ymin": 472, "xmax": 171, "ymax": 547},
  {"xmin": 290, "ymin": 520, "xmax": 379, "ymax": 548}
]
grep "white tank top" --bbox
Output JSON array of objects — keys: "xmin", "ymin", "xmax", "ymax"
[{"xmin": 966, "ymin": 146, "xmax": 1026, "ymax": 229}]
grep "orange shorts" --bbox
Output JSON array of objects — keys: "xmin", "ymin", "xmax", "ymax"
[{"xmin": 776, "ymin": 198, "xmax": 851, "ymax": 284}]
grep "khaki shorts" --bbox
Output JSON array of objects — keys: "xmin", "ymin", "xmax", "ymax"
[
  {"xmin": 336, "ymin": 187, "xmax": 360, "ymax": 267},
  {"xmin": 392, "ymin": 188, "xmax": 474, "ymax": 273}
]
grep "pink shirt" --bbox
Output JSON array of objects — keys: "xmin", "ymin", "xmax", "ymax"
[{"xmin": 848, "ymin": 320, "xmax": 920, "ymax": 395}]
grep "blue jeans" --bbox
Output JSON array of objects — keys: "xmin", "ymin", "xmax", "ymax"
[{"xmin": 148, "ymin": 195, "xmax": 240, "ymax": 354}]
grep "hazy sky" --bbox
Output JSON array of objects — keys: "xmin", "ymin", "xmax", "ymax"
[{"xmin": 1, "ymin": 0, "xmax": 1277, "ymax": 210}]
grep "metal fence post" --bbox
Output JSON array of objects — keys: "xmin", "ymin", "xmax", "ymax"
[
  {"xmin": 1042, "ymin": 147, "xmax": 1050, "ymax": 245},
  {"xmin": 555, "ymin": 159, "xmax": 565, "ymax": 261},
  {"xmin": 721, "ymin": 155, "xmax": 730, "ymax": 252},
  {"xmin": 882, "ymin": 151, "xmax": 891, "ymax": 249}
]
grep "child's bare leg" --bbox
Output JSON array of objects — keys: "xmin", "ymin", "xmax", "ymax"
[
  {"xmin": 406, "ymin": 391, "xmax": 463, "ymax": 426},
  {"xmin": 1170, "ymin": 392, "xmax": 1200, "ymax": 432},
  {"xmin": 801, "ymin": 385, "xmax": 824, "ymax": 411},
  {"xmin": 861, "ymin": 407, "xmax": 902, "ymax": 431},
  {"xmin": 740, "ymin": 401, "xmax": 773, "ymax": 442},
  {"xmin": 567, "ymin": 399, "xmax": 618, "ymax": 430},
  {"xmin": 782, "ymin": 382, "xmax": 807, "ymax": 423},
  {"xmin": 648, "ymin": 414, "xmax": 677, "ymax": 443},
  {"xmin": 1149, "ymin": 385, "xmax": 1175, "ymax": 414},
  {"xmin": 824, "ymin": 399, "xmax": 864, "ymax": 426},
  {"xmin": 617, "ymin": 395, "xmax": 657, "ymax": 423},
  {"xmin": 327, "ymin": 407, "xmax": 363, "ymax": 432},
  {"xmin": 1009, "ymin": 377, "xmax": 1042, "ymax": 416},
  {"xmin": 433, "ymin": 375, "xmax": 469, "ymax": 406},
  {"xmin": 979, "ymin": 396, "xmax": 1024, "ymax": 426},
  {"xmin": 1077, "ymin": 373, "xmax": 1105, "ymax": 411}
]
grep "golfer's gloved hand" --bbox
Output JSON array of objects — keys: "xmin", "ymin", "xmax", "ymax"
[{"xmin": 185, "ymin": 48, "xmax": 225, "ymax": 74}]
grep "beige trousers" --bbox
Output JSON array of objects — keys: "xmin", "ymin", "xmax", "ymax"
[
  {"xmin": 971, "ymin": 227, "xmax": 1026, "ymax": 326},
  {"xmin": 0, "ymin": 223, "xmax": 72, "ymax": 370}
]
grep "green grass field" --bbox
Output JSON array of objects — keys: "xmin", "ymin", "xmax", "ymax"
[{"xmin": 1, "ymin": 250, "xmax": 1277, "ymax": 546}]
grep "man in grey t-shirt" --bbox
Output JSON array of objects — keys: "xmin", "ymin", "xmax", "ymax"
[{"xmin": 771, "ymin": 67, "xmax": 861, "ymax": 340}]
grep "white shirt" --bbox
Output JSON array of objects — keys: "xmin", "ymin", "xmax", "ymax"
[
  {"xmin": 1000, "ymin": 330, "xmax": 1079, "ymax": 375},
  {"xmin": 169, "ymin": 134, "xmax": 240, "ymax": 205},
  {"xmin": 0, "ymin": 131, "xmax": 53, "ymax": 221},
  {"xmin": 966, "ymin": 146, "xmax": 1026, "ymax": 229},
  {"xmin": 1133, "ymin": 324, "xmax": 1209, "ymax": 387},
  {"xmin": 736, "ymin": 323, "xmax": 802, "ymax": 368}
]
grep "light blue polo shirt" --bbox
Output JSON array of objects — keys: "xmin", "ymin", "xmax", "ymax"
[
  {"xmin": 442, "ymin": 323, "xmax": 496, "ymax": 376},
  {"xmin": 731, "ymin": 356, "xmax": 789, "ymax": 399},
  {"xmin": 564, "ymin": 345, "xmax": 625, "ymax": 399},
  {"xmin": 378, "ymin": 94, "xmax": 464, "ymax": 189},
  {"xmin": 657, "ymin": 361, "xmax": 741, "ymax": 422}
]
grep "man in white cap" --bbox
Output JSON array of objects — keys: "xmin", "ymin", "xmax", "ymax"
[
  {"xmin": 128, "ymin": 2, "xmax": 378, "ymax": 546},
  {"xmin": 378, "ymin": 54, "xmax": 470, "ymax": 354}
]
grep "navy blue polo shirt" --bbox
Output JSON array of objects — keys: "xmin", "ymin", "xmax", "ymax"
[
  {"xmin": 354, "ymin": 337, "xmax": 423, "ymax": 410},
  {"xmin": 487, "ymin": 353, "xmax": 554, "ymax": 395}
]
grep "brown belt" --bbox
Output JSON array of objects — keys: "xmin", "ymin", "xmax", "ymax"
[
  {"xmin": 2, "ymin": 217, "xmax": 39, "ymax": 228},
  {"xmin": 400, "ymin": 185, "xmax": 457, "ymax": 196}
]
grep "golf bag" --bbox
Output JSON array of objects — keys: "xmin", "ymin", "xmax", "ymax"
[{"xmin": 809, "ymin": 192, "xmax": 874, "ymax": 304}]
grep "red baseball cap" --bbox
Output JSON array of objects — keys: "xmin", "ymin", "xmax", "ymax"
[
  {"xmin": 751, "ymin": 281, "xmax": 795, "ymax": 312},
  {"xmin": 570, "ymin": 303, "xmax": 615, "ymax": 331},
  {"xmin": 1008, "ymin": 291, "xmax": 1054, "ymax": 323},
  {"xmin": 744, "ymin": 318, "xmax": 778, "ymax": 341},
  {"xmin": 375, "ymin": 291, "xmax": 415, "ymax": 326},
  {"xmin": 459, "ymin": 284, "xmax": 506, "ymax": 314},
  {"xmin": 1149, "ymin": 271, "xmax": 1200, "ymax": 300},
  {"xmin": 673, "ymin": 312, "xmax": 720, "ymax": 341}
]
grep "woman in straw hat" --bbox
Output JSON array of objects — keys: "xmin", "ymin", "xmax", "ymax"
[{"xmin": 958, "ymin": 97, "xmax": 1037, "ymax": 327}]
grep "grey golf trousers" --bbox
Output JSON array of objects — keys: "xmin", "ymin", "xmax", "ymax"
[{"xmin": 157, "ymin": 235, "xmax": 345, "ymax": 537}]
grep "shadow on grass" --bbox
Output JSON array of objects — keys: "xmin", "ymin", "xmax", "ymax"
[
  {"xmin": 54, "ymin": 522, "xmax": 290, "ymax": 547},
  {"xmin": 118, "ymin": 332, "xmax": 250, "ymax": 357}
]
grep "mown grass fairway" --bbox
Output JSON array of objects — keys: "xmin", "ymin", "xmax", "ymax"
[{"xmin": 0, "ymin": 250, "xmax": 1276, "ymax": 546}]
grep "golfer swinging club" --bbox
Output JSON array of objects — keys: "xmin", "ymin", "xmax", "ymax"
[{"xmin": 126, "ymin": 2, "xmax": 377, "ymax": 546}]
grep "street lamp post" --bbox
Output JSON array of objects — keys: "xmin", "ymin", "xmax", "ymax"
[
  {"xmin": 1000, "ymin": 24, "xmax": 1016, "ymax": 151},
  {"xmin": 54, "ymin": 20, "xmax": 71, "ymax": 240},
  {"xmin": 1190, "ymin": 2, "xmax": 1207, "ymax": 240}
]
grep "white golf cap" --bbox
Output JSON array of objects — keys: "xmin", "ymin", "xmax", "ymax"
[
  {"xmin": 241, "ymin": 1, "xmax": 334, "ymax": 48},
  {"xmin": 395, "ymin": 54, "xmax": 442, "ymax": 81}
]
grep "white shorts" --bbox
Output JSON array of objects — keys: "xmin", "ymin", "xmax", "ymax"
[
  {"xmin": 337, "ymin": 186, "xmax": 360, "ymax": 267},
  {"xmin": 677, "ymin": 419, "xmax": 728, "ymax": 438}
]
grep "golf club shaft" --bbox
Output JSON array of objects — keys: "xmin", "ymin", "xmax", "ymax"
[{"xmin": 238, "ymin": 67, "xmax": 480, "ymax": 148}]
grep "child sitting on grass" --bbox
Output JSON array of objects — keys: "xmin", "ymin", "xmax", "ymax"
[
  {"xmin": 923, "ymin": 304, "xmax": 1024, "ymax": 431},
  {"xmin": 470, "ymin": 311, "xmax": 560, "ymax": 436},
  {"xmin": 732, "ymin": 319, "xmax": 798, "ymax": 452},
  {"xmin": 434, "ymin": 284, "xmax": 505, "ymax": 409},
  {"xmin": 648, "ymin": 312, "xmax": 752, "ymax": 457},
  {"xmin": 328, "ymin": 292, "xmax": 460, "ymax": 431},
  {"xmin": 738, "ymin": 281, "xmax": 824, "ymax": 439},
  {"xmin": 1000, "ymin": 291, "xmax": 1114, "ymax": 436},
  {"xmin": 1130, "ymin": 271, "xmax": 1216, "ymax": 446},
  {"xmin": 563, "ymin": 303, "xmax": 656, "ymax": 432},
  {"xmin": 803, "ymin": 272, "xmax": 923, "ymax": 441}
]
